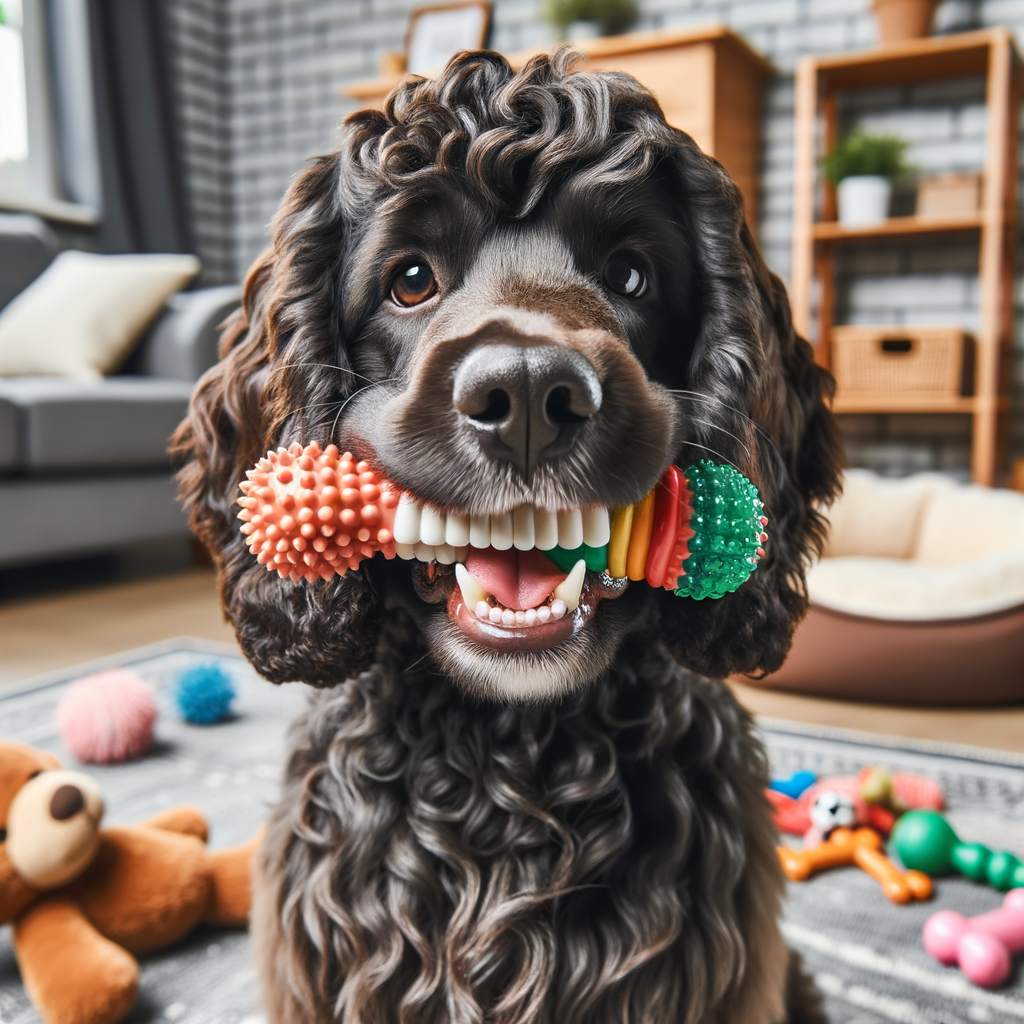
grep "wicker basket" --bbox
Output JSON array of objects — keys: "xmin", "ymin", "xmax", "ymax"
[{"xmin": 830, "ymin": 325, "xmax": 973, "ymax": 398}]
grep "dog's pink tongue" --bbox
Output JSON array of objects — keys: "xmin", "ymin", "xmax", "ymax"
[{"xmin": 465, "ymin": 548, "xmax": 566, "ymax": 610}]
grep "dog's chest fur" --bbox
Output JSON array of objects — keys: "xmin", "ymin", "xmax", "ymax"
[{"xmin": 254, "ymin": 618, "xmax": 788, "ymax": 1024}]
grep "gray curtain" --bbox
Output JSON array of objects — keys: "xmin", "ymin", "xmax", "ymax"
[{"xmin": 49, "ymin": 0, "xmax": 191, "ymax": 255}]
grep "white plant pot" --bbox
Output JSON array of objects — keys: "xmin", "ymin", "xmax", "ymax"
[
  {"xmin": 566, "ymin": 19, "xmax": 601, "ymax": 40},
  {"xmin": 837, "ymin": 175, "xmax": 893, "ymax": 227}
]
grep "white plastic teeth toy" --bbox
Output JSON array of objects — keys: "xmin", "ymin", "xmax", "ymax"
[{"xmin": 391, "ymin": 495, "xmax": 610, "ymax": 561}]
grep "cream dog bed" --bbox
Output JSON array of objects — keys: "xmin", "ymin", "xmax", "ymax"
[{"xmin": 760, "ymin": 470, "xmax": 1024, "ymax": 704}]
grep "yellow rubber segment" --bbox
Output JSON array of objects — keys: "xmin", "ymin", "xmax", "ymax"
[
  {"xmin": 607, "ymin": 504, "xmax": 634, "ymax": 579},
  {"xmin": 626, "ymin": 489, "xmax": 656, "ymax": 581}
]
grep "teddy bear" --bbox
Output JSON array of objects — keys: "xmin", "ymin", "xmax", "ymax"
[{"xmin": 0, "ymin": 741, "xmax": 261, "ymax": 1024}]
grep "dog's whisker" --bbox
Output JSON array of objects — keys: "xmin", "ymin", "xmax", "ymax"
[
  {"xmin": 271, "ymin": 361, "xmax": 381, "ymax": 386},
  {"xmin": 668, "ymin": 388, "xmax": 789, "ymax": 477}
]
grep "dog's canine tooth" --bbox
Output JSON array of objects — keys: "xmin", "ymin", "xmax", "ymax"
[
  {"xmin": 557, "ymin": 509, "xmax": 583, "ymax": 550},
  {"xmin": 395, "ymin": 542, "xmax": 416, "ymax": 560},
  {"xmin": 414, "ymin": 542, "xmax": 436, "ymax": 562},
  {"xmin": 455, "ymin": 563, "xmax": 488, "ymax": 607},
  {"xmin": 469, "ymin": 513, "xmax": 490, "ymax": 548},
  {"xmin": 582, "ymin": 506, "xmax": 610, "ymax": 547},
  {"xmin": 512, "ymin": 505, "xmax": 535, "ymax": 550},
  {"xmin": 551, "ymin": 558, "xmax": 586, "ymax": 611},
  {"xmin": 490, "ymin": 512, "xmax": 514, "ymax": 551},
  {"xmin": 435, "ymin": 543, "xmax": 457, "ymax": 565},
  {"xmin": 446, "ymin": 512, "xmax": 470, "ymax": 547},
  {"xmin": 534, "ymin": 508, "xmax": 558, "ymax": 550},
  {"xmin": 420, "ymin": 506, "xmax": 447, "ymax": 546},
  {"xmin": 393, "ymin": 495, "xmax": 421, "ymax": 545}
]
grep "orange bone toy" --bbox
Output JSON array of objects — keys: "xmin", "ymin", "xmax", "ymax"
[
  {"xmin": 777, "ymin": 827, "xmax": 934, "ymax": 905},
  {"xmin": 238, "ymin": 442, "xmax": 400, "ymax": 583}
]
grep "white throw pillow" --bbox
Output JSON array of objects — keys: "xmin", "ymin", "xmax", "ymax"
[{"xmin": 0, "ymin": 251, "xmax": 200, "ymax": 381}]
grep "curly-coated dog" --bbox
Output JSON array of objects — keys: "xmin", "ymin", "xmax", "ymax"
[{"xmin": 175, "ymin": 48, "xmax": 842, "ymax": 1024}]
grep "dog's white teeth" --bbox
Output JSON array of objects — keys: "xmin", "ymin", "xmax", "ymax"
[
  {"xmin": 469, "ymin": 513, "xmax": 490, "ymax": 548},
  {"xmin": 445, "ymin": 512, "xmax": 470, "ymax": 547},
  {"xmin": 393, "ymin": 495, "xmax": 422, "ymax": 545},
  {"xmin": 393, "ymin": 494, "xmax": 607, "ymax": 560},
  {"xmin": 557, "ymin": 509, "xmax": 583, "ymax": 550},
  {"xmin": 534, "ymin": 508, "xmax": 558, "ymax": 550},
  {"xmin": 414, "ymin": 541, "xmax": 437, "ymax": 562},
  {"xmin": 552, "ymin": 558, "xmax": 586, "ymax": 612},
  {"xmin": 420, "ymin": 505, "xmax": 447, "ymax": 546},
  {"xmin": 536, "ymin": 604, "xmax": 552, "ymax": 623},
  {"xmin": 582, "ymin": 506, "xmax": 610, "ymax": 547},
  {"xmin": 490, "ymin": 512, "xmax": 514, "ymax": 551},
  {"xmin": 434, "ymin": 543, "xmax": 459, "ymax": 565},
  {"xmin": 456, "ymin": 563, "xmax": 488, "ymax": 606},
  {"xmin": 513, "ymin": 505, "xmax": 535, "ymax": 550}
]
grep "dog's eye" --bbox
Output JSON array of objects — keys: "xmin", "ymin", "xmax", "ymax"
[
  {"xmin": 391, "ymin": 264, "xmax": 437, "ymax": 307},
  {"xmin": 604, "ymin": 258, "xmax": 647, "ymax": 298}
]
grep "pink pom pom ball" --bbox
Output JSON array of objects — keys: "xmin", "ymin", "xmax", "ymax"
[{"xmin": 57, "ymin": 669, "xmax": 158, "ymax": 764}]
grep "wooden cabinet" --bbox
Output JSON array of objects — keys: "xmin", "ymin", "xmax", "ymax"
[
  {"xmin": 790, "ymin": 30, "xmax": 1022, "ymax": 485},
  {"xmin": 342, "ymin": 25, "xmax": 771, "ymax": 234}
]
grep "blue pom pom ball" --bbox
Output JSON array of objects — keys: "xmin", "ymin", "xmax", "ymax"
[{"xmin": 174, "ymin": 662, "xmax": 236, "ymax": 724}]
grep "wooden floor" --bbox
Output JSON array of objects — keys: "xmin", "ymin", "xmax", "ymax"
[
  {"xmin": 0, "ymin": 569, "xmax": 234, "ymax": 687},
  {"xmin": 2, "ymin": 569, "xmax": 1022, "ymax": 754}
]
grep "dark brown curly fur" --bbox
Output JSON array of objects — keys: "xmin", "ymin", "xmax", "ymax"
[{"xmin": 174, "ymin": 48, "xmax": 842, "ymax": 1024}]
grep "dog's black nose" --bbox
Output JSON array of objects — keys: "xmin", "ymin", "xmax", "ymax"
[{"xmin": 452, "ymin": 343, "xmax": 602, "ymax": 481}]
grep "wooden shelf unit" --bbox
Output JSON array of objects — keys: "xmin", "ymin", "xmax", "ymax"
[{"xmin": 790, "ymin": 29, "xmax": 1022, "ymax": 485}]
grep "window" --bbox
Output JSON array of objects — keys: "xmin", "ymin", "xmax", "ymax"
[
  {"xmin": 0, "ymin": 1, "xmax": 29, "ymax": 165},
  {"xmin": 0, "ymin": 0, "xmax": 98, "ymax": 224}
]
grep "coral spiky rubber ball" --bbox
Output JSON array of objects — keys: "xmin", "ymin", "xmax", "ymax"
[{"xmin": 237, "ymin": 442, "xmax": 399, "ymax": 583}]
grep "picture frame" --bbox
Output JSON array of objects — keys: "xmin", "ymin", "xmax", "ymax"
[{"xmin": 405, "ymin": 1, "xmax": 493, "ymax": 76}]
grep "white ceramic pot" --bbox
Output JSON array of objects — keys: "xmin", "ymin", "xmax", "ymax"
[
  {"xmin": 566, "ymin": 19, "xmax": 601, "ymax": 40},
  {"xmin": 837, "ymin": 175, "xmax": 893, "ymax": 227}
]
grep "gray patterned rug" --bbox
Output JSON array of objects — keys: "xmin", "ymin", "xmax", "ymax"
[{"xmin": 2, "ymin": 639, "xmax": 1023, "ymax": 1024}]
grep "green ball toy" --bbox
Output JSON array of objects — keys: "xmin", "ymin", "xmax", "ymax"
[
  {"xmin": 891, "ymin": 809, "xmax": 1024, "ymax": 890},
  {"xmin": 673, "ymin": 460, "xmax": 766, "ymax": 600}
]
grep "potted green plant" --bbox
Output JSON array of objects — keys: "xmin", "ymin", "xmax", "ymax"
[
  {"xmin": 544, "ymin": 0, "xmax": 638, "ymax": 39},
  {"xmin": 823, "ymin": 129, "xmax": 913, "ymax": 227}
]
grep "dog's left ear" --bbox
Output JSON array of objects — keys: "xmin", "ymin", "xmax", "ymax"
[
  {"xmin": 172, "ymin": 149, "xmax": 386, "ymax": 687},
  {"xmin": 654, "ymin": 136, "xmax": 845, "ymax": 679}
]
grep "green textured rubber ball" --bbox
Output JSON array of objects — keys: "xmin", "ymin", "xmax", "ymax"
[{"xmin": 673, "ymin": 460, "xmax": 765, "ymax": 600}]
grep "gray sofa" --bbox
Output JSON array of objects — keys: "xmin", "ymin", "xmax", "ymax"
[{"xmin": 0, "ymin": 214, "xmax": 240, "ymax": 567}]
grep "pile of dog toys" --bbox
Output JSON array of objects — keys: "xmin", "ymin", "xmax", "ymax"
[{"xmin": 771, "ymin": 768, "xmax": 1024, "ymax": 988}]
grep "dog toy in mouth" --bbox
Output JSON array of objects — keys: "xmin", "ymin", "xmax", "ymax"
[{"xmin": 238, "ymin": 445, "xmax": 767, "ymax": 603}]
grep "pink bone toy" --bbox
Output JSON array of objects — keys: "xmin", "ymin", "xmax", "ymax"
[{"xmin": 923, "ymin": 888, "xmax": 1024, "ymax": 988}]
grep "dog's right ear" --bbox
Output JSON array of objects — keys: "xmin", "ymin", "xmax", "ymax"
[{"xmin": 172, "ymin": 151, "xmax": 385, "ymax": 687}]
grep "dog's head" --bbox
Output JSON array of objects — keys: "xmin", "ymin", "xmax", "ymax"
[{"xmin": 175, "ymin": 50, "xmax": 843, "ymax": 700}]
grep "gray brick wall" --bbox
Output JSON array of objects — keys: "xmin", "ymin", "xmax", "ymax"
[
  {"xmin": 163, "ymin": 0, "xmax": 234, "ymax": 285},
  {"xmin": 162, "ymin": 0, "xmax": 1024, "ymax": 479}
]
